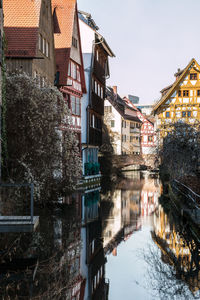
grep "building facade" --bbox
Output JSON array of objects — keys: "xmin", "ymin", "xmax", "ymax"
[
  {"xmin": 153, "ymin": 58, "xmax": 200, "ymax": 138},
  {"xmin": 78, "ymin": 11, "xmax": 115, "ymax": 176},
  {"xmin": 4, "ymin": 0, "xmax": 55, "ymax": 85},
  {"xmin": 52, "ymin": 0, "xmax": 86, "ymax": 151},
  {"xmin": 123, "ymin": 96, "xmax": 156, "ymax": 155},
  {"xmin": 104, "ymin": 86, "xmax": 142, "ymax": 155}
]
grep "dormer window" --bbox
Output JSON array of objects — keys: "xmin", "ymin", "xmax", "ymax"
[{"xmin": 190, "ymin": 73, "xmax": 197, "ymax": 80}]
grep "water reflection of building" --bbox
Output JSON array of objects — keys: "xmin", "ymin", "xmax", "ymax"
[
  {"xmin": 0, "ymin": 193, "xmax": 84, "ymax": 300},
  {"xmin": 140, "ymin": 175, "xmax": 160, "ymax": 217},
  {"xmin": 81, "ymin": 188, "xmax": 108, "ymax": 300},
  {"xmin": 102, "ymin": 173, "xmax": 142, "ymax": 254},
  {"xmin": 152, "ymin": 205, "xmax": 200, "ymax": 294},
  {"xmin": 102, "ymin": 172, "xmax": 161, "ymax": 255}
]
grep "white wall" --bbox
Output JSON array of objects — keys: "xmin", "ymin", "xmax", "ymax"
[
  {"xmin": 104, "ymin": 100, "xmax": 122, "ymax": 155},
  {"xmin": 79, "ymin": 19, "xmax": 94, "ymax": 54}
]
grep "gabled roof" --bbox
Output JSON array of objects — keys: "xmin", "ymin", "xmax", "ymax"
[
  {"xmin": 52, "ymin": 0, "xmax": 86, "ymax": 91},
  {"xmin": 123, "ymin": 96, "xmax": 154, "ymax": 125},
  {"xmin": 153, "ymin": 58, "xmax": 197, "ymax": 113},
  {"xmin": 78, "ymin": 11, "xmax": 115, "ymax": 58},
  {"xmin": 106, "ymin": 87, "xmax": 142, "ymax": 123},
  {"xmin": 4, "ymin": 0, "xmax": 42, "ymax": 57}
]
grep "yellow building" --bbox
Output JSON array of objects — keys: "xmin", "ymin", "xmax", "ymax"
[{"xmin": 153, "ymin": 58, "xmax": 200, "ymax": 137}]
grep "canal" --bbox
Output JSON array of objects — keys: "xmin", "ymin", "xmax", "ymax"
[{"xmin": 0, "ymin": 171, "xmax": 200, "ymax": 299}]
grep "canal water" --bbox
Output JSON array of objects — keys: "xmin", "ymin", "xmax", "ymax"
[{"xmin": 0, "ymin": 171, "xmax": 200, "ymax": 299}]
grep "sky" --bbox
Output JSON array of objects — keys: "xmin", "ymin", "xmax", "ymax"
[{"xmin": 78, "ymin": 0, "xmax": 200, "ymax": 105}]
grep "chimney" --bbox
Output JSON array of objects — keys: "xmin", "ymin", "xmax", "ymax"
[
  {"xmin": 113, "ymin": 86, "xmax": 117, "ymax": 95},
  {"xmin": 112, "ymin": 248, "xmax": 117, "ymax": 256}
]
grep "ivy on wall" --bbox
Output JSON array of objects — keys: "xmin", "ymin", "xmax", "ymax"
[{"xmin": 1, "ymin": 32, "xmax": 7, "ymax": 173}]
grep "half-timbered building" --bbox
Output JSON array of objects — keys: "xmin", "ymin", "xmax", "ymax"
[
  {"xmin": 123, "ymin": 96, "xmax": 156, "ymax": 155},
  {"xmin": 52, "ymin": 0, "xmax": 86, "ymax": 150},
  {"xmin": 104, "ymin": 86, "xmax": 142, "ymax": 155},
  {"xmin": 78, "ymin": 11, "xmax": 115, "ymax": 177},
  {"xmin": 153, "ymin": 58, "xmax": 200, "ymax": 138}
]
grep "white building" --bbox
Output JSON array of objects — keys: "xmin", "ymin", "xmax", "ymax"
[{"xmin": 78, "ymin": 11, "xmax": 115, "ymax": 177}]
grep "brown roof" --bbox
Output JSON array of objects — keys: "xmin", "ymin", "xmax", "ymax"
[
  {"xmin": 160, "ymin": 84, "xmax": 173, "ymax": 94},
  {"xmin": 4, "ymin": 0, "xmax": 41, "ymax": 27},
  {"xmin": 52, "ymin": 0, "xmax": 75, "ymax": 86},
  {"xmin": 106, "ymin": 87, "xmax": 142, "ymax": 124},
  {"xmin": 4, "ymin": 0, "xmax": 41, "ymax": 57},
  {"xmin": 52, "ymin": 0, "xmax": 76, "ymax": 49}
]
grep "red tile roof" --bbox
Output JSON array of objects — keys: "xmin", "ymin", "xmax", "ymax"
[
  {"xmin": 4, "ymin": 0, "xmax": 42, "ymax": 57},
  {"xmin": 52, "ymin": 0, "xmax": 76, "ymax": 49}
]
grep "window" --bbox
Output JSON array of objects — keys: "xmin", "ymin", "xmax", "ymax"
[
  {"xmin": 98, "ymin": 84, "xmax": 101, "ymax": 97},
  {"xmin": 71, "ymin": 96, "xmax": 80, "ymax": 116},
  {"xmin": 182, "ymin": 111, "xmax": 186, "ymax": 117},
  {"xmin": 39, "ymin": 34, "xmax": 43, "ymax": 51},
  {"xmin": 43, "ymin": 38, "xmax": 46, "ymax": 54},
  {"xmin": 105, "ymin": 106, "xmax": 112, "ymax": 113},
  {"xmin": 71, "ymin": 62, "xmax": 77, "ymax": 80},
  {"xmin": 68, "ymin": 62, "xmax": 71, "ymax": 76},
  {"xmin": 46, "ymin": 41, "xmax": 49, "ymax": 57},
  {"xmin": 148, "ymin": 136, "xmax": 153, "ymax": 142},
  {"xmin": 95, "ymin": 81, "xmax": 98, "ymax": 94},
  {"xmin": 122, "ymin": 135, "xmax": 126, "ymax": 142},
  {"xmin": 166, "ymin": 112, "xmax": 170, "ymax": 118},
  {"xmin": 130, "ymin": 136, "xmax": 134, "ymax": 142},
  {"xmin": 197, "ymin": 90, "xmax": 200, "ymax": 96},
  {"xmin": 190, "ymin": 73, "xmax": 197, "ymax": 80},
  {"xmin": 122, "ymin": 120, "xmax": 126, "ymax": 128},
  {"xmin": 101, "ymin": 87, "xmax": 104, "ymax": 99},
  {"xmin": 111, "ymin": 120, "xmax": 115, "ymax": 127},
  {"xmin": 72, "ymin": 36, "xmax": 78, "ymax": 48},
  {"xmin": 71, "ymin": 96, "xmax": 76, "ymax": 115},
  {"xmin": 183, "ymin": 90, "xmax": 189, "ymax": 97},
  {"xmin": 182, "ymin": 111, "xmax": 192, "ymax": 117},
  {"xmin": 96, "ymin": 50, "xmax": 99, "ymax": 61},
  {"xmin": 178, "ymin": 90, "xmax": 181, "ymax": 97}
]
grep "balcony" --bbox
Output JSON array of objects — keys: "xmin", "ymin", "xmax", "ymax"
[
  {"xmin": 84, "ymin": 163, "xmax": 100, "ymax": 176},
  {"xmin": 130, "ymin": 127, "xmax": 140, "ymax": 134},
  {"xmin": 89, "ymin": 127, "xmax": 102, "ymax": 146},
  {"xmin": 93, "ymin": 59, "xmax": 106, "ymax": 84},
  {"xmin": 91, "ymin": 92, "xmax": 104, "ymax": 115}
]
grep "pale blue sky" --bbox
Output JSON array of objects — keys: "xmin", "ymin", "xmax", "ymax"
[{"xmin": 78, "ymin": 0, "xmax": 200, "ymax": 104}]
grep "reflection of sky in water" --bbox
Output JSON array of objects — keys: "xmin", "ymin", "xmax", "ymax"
[{"xmin": 106, "ymin": 217, "xmax": 159, "ymax": 300}]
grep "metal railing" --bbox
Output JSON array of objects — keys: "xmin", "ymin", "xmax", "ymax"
[{"xmin": 172, "ymin": 179, "xmax": 200, "ymax": 209}]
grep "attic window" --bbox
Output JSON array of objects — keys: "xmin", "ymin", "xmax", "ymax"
[
  {"xmin": 190, "ymin": 73, "xmax": 197, "ymax": 80},
  {"xmin": 72, "ymin": 37, "xmax": 78, "ymax": 48},
  {"xmin": 178, "ymin": 90, "xmax": 181, "ymax": 97}
]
